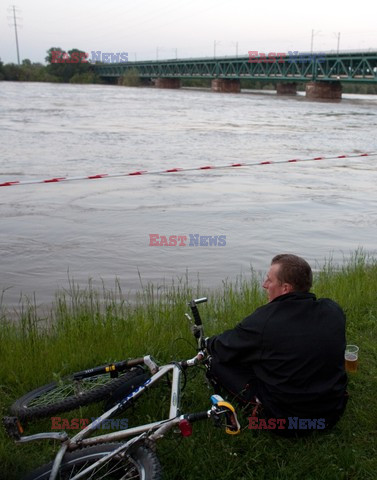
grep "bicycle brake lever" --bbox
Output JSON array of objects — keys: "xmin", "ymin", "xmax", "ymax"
[{"xmin": 210, "ymin": 396, "xmax": 241, "ymax": 435}]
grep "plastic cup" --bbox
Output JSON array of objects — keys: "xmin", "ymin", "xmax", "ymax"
[{"xmin": 345, "ymin": 345, "xmax": 359, "ymax": 373}]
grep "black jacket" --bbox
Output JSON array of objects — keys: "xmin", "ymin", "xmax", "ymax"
[{"xmin": 207, "ymin": 292, "xmax": 347, "ymax": 419}]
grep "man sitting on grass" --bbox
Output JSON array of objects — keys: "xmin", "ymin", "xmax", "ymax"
[{"xmin": 206, "ymin": 254, "xmax": 348, "ymax": 434}]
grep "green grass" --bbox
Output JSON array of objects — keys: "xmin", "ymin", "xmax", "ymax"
[{"xmin": 1, "ymin": 252, "xmax": 377, "ymax": 479}]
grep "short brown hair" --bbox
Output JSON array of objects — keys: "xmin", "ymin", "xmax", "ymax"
[{"xmin": 271, "ymin": 254, "xmax": 312, "ymax": 292}]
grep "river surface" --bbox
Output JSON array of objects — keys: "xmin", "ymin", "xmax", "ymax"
[{"xmin": 1, "ymin": 81, "xmax": 377, "ymax": 307}]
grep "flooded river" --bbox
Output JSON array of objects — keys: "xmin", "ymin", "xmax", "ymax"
[{"xmin": 1, "ymin": 81, "xmax": 377, "ymax": 306}]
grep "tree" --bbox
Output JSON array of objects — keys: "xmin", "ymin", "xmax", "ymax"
[
  {"xmin": 119, "ymin": 68, "xmax": 141, "ymax": 87},
  {"xmin": 3, "ymin": 63, "xmax": 21, "ymax": 81},
  {"xmin": 45, "ymin": 47, "xmax": 90, "ymax": 82}
]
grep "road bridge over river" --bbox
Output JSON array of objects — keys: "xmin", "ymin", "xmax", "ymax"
[{"xmin": 93, "ymin": 51, "xmax": 377, "ymax": 99}]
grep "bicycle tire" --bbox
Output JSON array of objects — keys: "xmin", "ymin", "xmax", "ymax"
[
  {"xmin": 24, "ymin": 443, "xmax": 162, "ymax": 480},
  {"xmin": 11, "ymin": 367, "xmax": 149, "ymax": 421}
]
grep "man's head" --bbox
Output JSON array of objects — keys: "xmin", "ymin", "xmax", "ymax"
[{"xmin": 263, "ymin": 254, "xmax": 313, "ymax": 302}]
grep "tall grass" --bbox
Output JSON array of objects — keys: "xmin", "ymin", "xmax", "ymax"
[{"xmin": 1, "ymin": 252, "xmax": 376, "ymax": 479}]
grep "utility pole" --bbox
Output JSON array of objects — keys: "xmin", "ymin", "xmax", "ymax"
[
  {"xmin": 310, "ymin": 29, "xmax": 321, "ymax": 54},
  {"xmin": 335, "ymin": 32, "xmax": 341, "ymax": 54},
  {"xmin": 214, "ymin": 40, "xmax": 221, "ymax": 58},
  {"xmin": 233, "ymin": 41, "xmax": 239, "ymax": 57},
  {"xmin": 230, "ymin": 41, "xmax": 239, "ymax": 57},
  {"xmin": 9, "ymin": 5, "xmax": 21, "ymax": 64}
]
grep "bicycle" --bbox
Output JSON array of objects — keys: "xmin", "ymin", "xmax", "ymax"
[{"xmin": 3, "ymin": 297, "xmax": 241, "ymax": 479}]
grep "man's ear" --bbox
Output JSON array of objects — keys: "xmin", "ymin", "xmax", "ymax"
[{"xmin": 282, "ymin": 283, "xmax": 294, "ymax": 294}]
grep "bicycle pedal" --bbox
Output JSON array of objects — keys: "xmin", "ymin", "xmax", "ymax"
[{"xmin": 2, "ymin": 416, "xmax": 24, "ymax": 440}]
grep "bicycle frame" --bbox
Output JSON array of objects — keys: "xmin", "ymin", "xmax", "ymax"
[
  {"xmin": 67, "ymin": 357, "xmax": 197, "ymax": 448},
  {"xmin": 17, "ymin": 353, "xmax": 216, "ymax": 480},
  {"xmin": 8, "ymin": 297, "xmax": 240, "ymax": 479}
]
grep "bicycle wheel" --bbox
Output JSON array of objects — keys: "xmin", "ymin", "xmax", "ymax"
[
  {"xmin": 11, "ymin": 367, "xmax": 149, "ymax": 421},
  {"xmin": 24, "ymin": 443, "xmax": 162, "ymax": 480}
]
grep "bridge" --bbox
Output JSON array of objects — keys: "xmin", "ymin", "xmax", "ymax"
[{"xmin": 93, "ymin": 51, "xmax": 377, "ymax": 99}]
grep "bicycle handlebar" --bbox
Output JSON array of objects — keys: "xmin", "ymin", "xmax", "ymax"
[
  {"xmin": 192, "ymin": 297, "xmax": 208, "ymax": 304},
  {"xmin": 73, "ymin": 358, "xmax": 145, "ymax": 380},
  {"xmin": 180, "ymin": 351, "xmax": 205, "ymax": 369},
  {"xmin": 182, "ymin": 396, "xmax": 241, "ymax": 435},
  {"xmin": 189, "ymin": 297, "xmax": 207, "ymax": 326},
  {"xmin": 184, "ymin": 411, "xmax": 209, "ymax": 423},
  {"xmin": 187, "ymin": 297, "xmax": 207, "ymax": 351}
]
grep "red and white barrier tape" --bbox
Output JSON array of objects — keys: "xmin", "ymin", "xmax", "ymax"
[{"xmin": 1, "ymin": 152, "xmax": 376, "ymax": 188}]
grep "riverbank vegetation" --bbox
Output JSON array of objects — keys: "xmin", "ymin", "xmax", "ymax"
[
  {"xmin": 1, "ymin": 252, "xmax": 376, "ymax": 479},
  {"xmin": 0, "ymin": 47, "xmax": 103, "ymax": 84},
  {"xmin": 119, "ymin": 68, "xmax": 142, "ymax": 87}
]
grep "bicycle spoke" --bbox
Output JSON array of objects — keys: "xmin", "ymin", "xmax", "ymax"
[
  {"xmin": 60, "ymin": 455, "xmax": 141, "ymax": 479},
  {"xmin": 27, "ymin": 376, "xmax": 114, "ymax": 408}
]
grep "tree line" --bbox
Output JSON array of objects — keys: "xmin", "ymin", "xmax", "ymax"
[{"xmin": 0, "ymin": 47, "xmax": 102, "ymax": 84}]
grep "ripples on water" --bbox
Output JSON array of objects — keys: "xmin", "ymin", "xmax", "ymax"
[{"xmin": 1, "ymin": 82, "xmax": 377, "ymax": 306}]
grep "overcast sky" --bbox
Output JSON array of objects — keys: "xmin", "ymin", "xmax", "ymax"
[{"xmin": 1, "ymin": 0, "xmax": 376, "ymax": 64}]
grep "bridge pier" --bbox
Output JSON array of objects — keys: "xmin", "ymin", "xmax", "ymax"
[
  {"xmin": 306, "ymin": 81, "xmax": 342, "ymax": 100},
  {"xmin": 211, "ymin": 79, "xmax": 241, "ymax": 93},
  {"xmin": 276, "ymin": 82, "xmax": 297, "ymax": 95},
  {"xmin": 155, "ymin": 78, "xmax": 181, "ymax": 89}
]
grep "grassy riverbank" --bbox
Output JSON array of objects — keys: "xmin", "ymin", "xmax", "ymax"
[{"xmin": 1, "ymin": 253, "xmax": 377, "ymax": 479}]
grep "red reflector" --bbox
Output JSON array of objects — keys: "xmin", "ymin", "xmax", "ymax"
[
  {"xmin": 179, "ymin": 419, "xmax": 193, "ymax": 437},
  {"xmin": 17, "ymin": 421, "xmax": 24, "ymax": 434}
]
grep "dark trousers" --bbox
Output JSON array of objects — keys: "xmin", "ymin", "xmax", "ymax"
[
  {"xmin": 206, "ymin": 358, "xmax": 349, "ymax": 436},
  {"xmin": 206, "ymin": 358, "xmax": 259, "ymax": 406}
]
